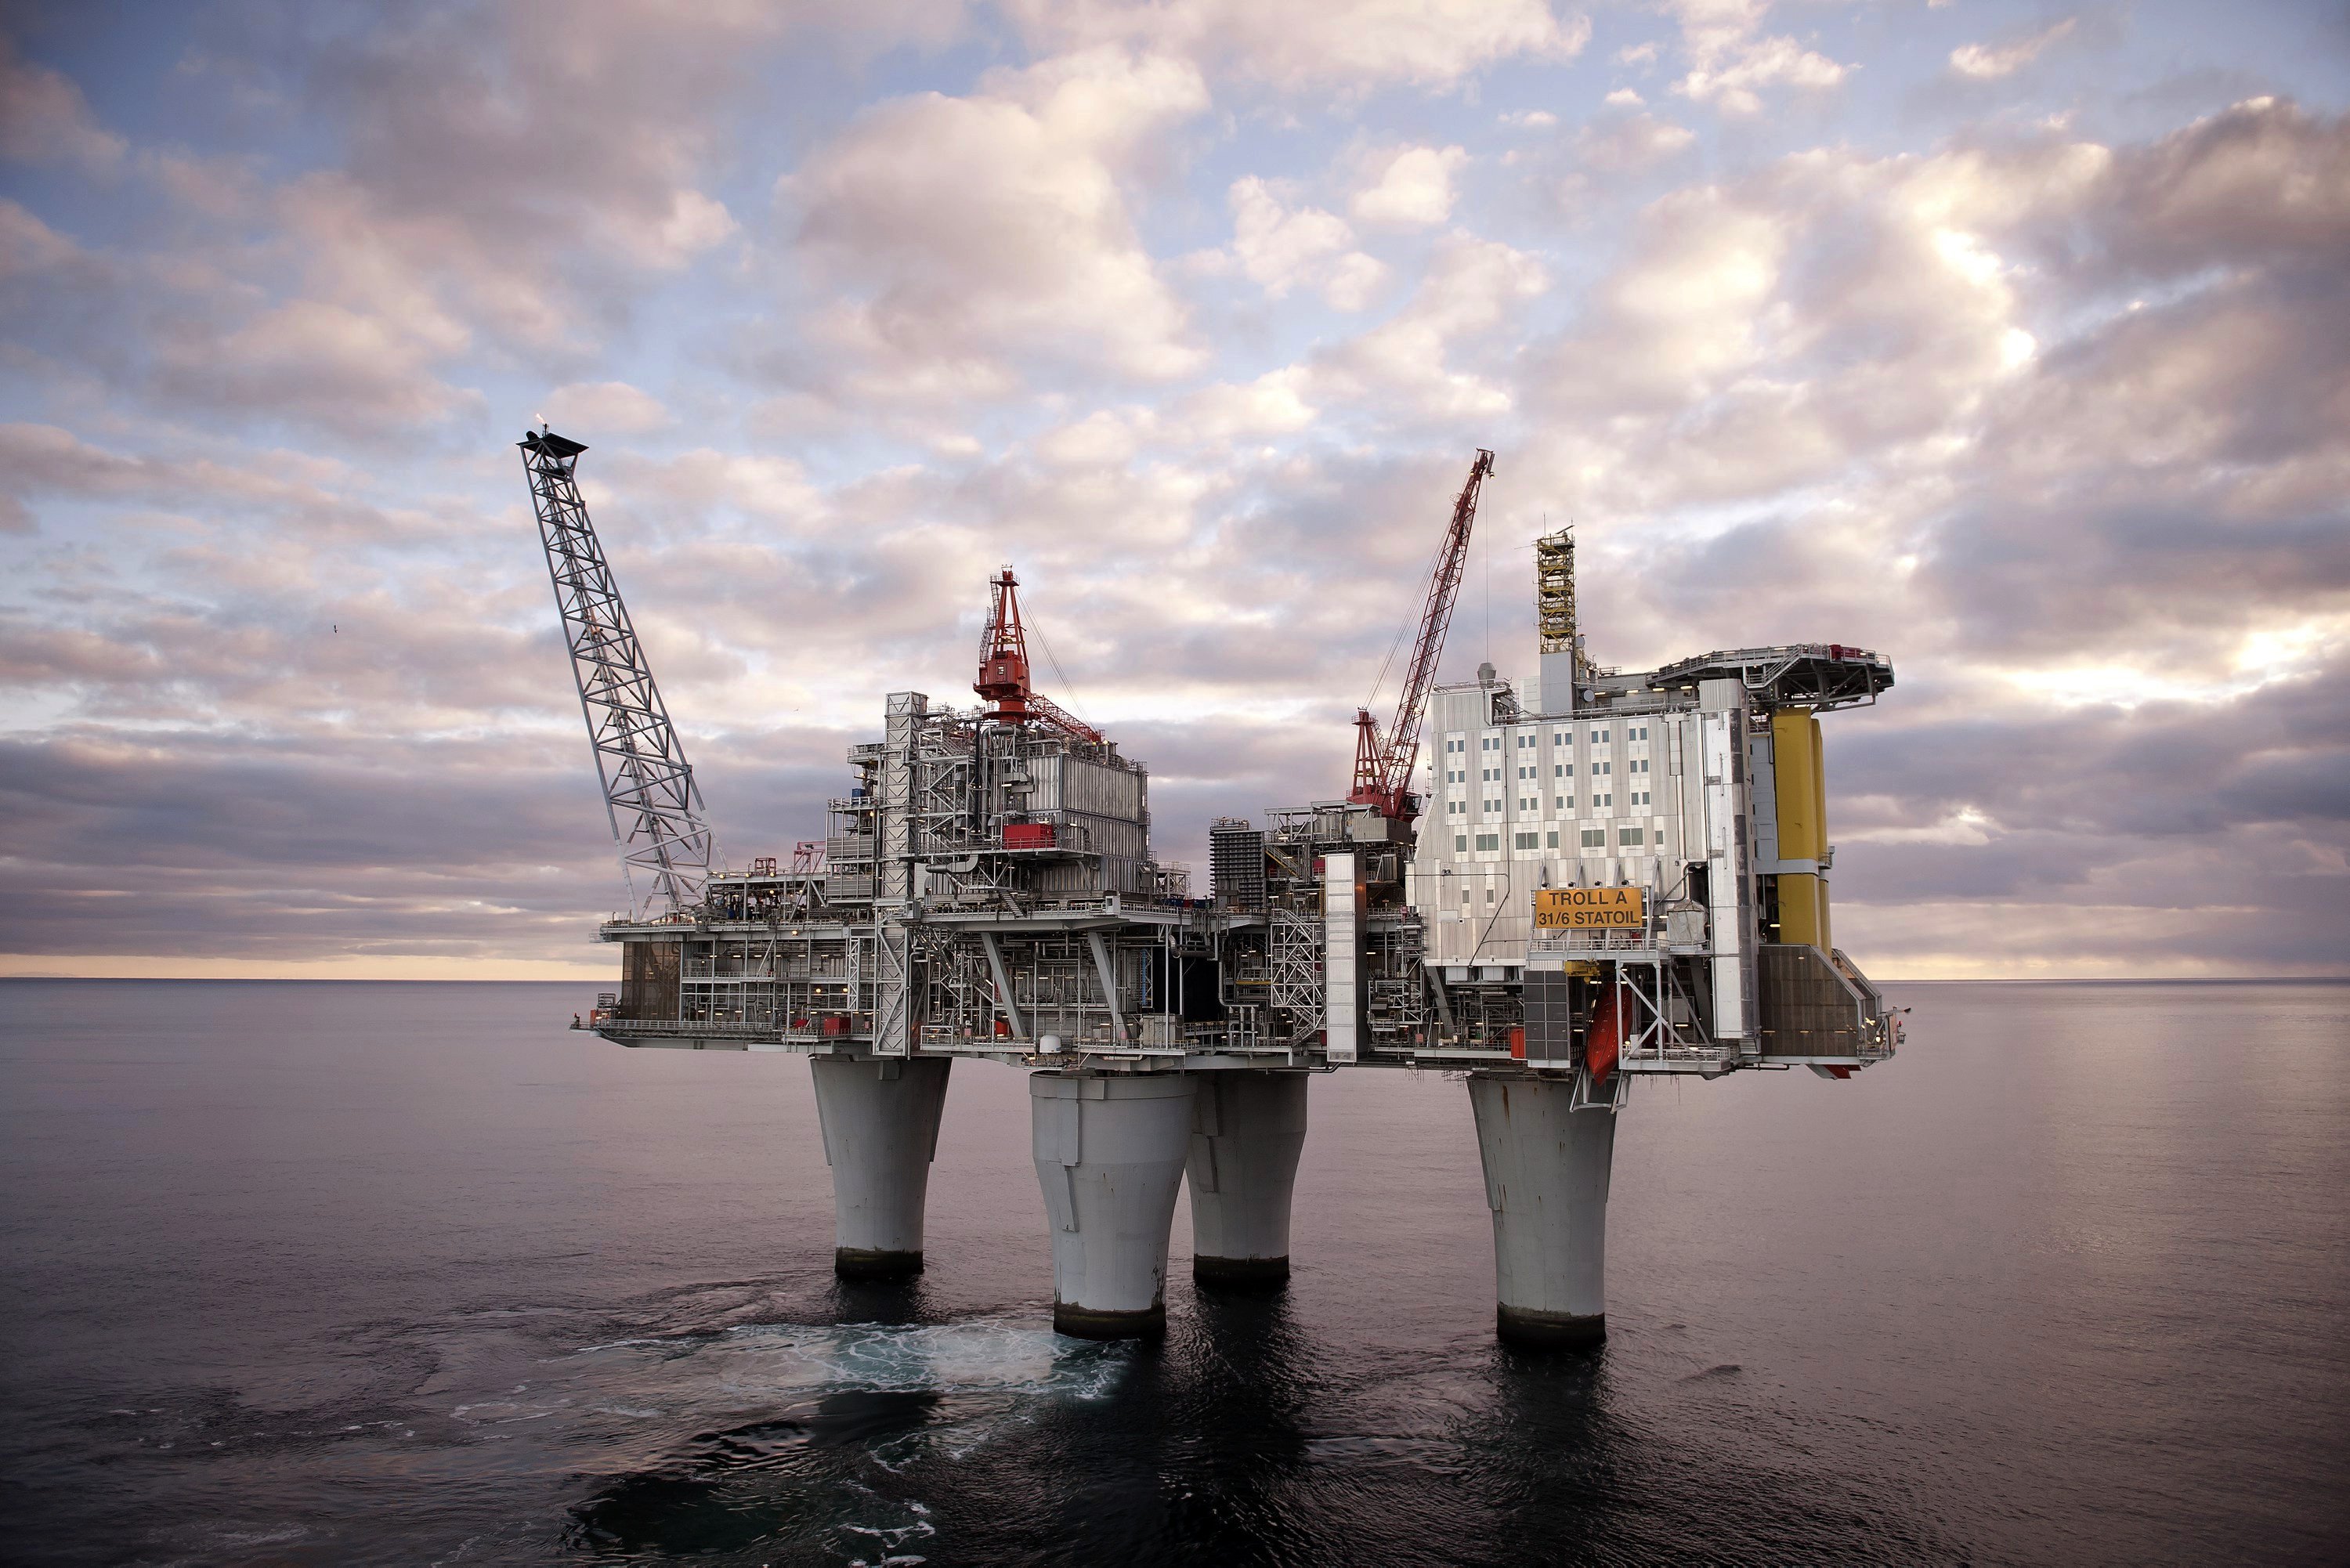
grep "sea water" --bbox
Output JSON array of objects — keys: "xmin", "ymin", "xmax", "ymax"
[{"xmin": 2, "ymin": 978, "xmax": 2345, "ymax": 1565}]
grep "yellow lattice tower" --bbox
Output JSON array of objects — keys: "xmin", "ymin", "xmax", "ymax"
[{"xmin": 1534, "ymin": 525, "xmax": 1589, "ymax": 682}]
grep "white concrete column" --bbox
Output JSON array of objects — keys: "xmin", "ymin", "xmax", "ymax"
[
  {"xmin": 1467, "ymin": 1071, "xmax": 1617, "ymax": 1347},
  {"xmin": 1030, "ymin": 1071, "xmax": 1194, "ymax": 1339},
  {"xmin": 810, "ymin": 1054, "xmax": 952, "ymax": 1278},
  {"xmin": 1187, "ymin": 1071, "xmax": 1310, "ymax": 1284}
]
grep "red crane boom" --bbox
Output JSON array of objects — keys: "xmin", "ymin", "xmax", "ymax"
[
  {"xmin": 975, "ymin": 567, "xmax": 1102, "ymax": 746},
  {"xmin": 1350, "ymin": 448, "xmax": 1496, "ymax": 825}
]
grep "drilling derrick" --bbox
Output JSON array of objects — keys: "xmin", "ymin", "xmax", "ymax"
[
  {"xmin": 976, "ymin": 568, "xmax": 1101, "ymax": 745},
  {"xmin": 1350, "ymin": 448, "xmax": 1497, "ymax": 824},
  {"xmin": 521, "ymin": 429, "xmax": 718, "ymax": 919}
]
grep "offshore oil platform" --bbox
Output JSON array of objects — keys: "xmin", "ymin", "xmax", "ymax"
[{"xmin": 525, "ymin": 429, "xmax": 1900, "ymax": 1346}]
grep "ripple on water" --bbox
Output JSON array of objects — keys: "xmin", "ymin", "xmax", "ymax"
[{"xmin": 555, "ymin": 1317, "xmax": 1131, "ymax": 1562}]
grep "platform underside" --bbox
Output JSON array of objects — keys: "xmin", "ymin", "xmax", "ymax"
[{"xmin": 589, "ymin": 1027, "xmax": 1885, "ymax": 1075}]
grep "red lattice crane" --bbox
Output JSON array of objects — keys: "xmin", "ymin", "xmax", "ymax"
[
  {"xmin": 975, "ymin": 567, "xmax": 1103, "ymax": 745},
  {"xmin": 1350, "ymin": 448, "xmax": 1496, "ymax": 825}
]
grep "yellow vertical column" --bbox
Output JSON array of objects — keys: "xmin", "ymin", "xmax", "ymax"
[
  {"xmin": 1770, "ymin": 708, "xmax": 1830, "ymax": 950},
  {"xmin": 1808, "ymin": 711, "xmax": 1830, "ymax": 953}
]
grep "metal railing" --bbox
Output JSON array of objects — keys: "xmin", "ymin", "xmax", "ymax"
[
  {"xmin": 598, "ymin": 1017, "xmax": 781, "ymax": 1039},
  {"xmin": 1528, "ymin": 927, "xmax": 1658, "ymax": 952}
]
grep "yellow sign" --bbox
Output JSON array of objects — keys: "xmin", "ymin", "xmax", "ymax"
[{"xmin": 1533, "ymin": 887, "xmax": 1647, "ymax": 929}]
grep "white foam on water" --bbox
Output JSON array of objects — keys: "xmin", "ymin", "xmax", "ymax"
[
  {"xmin": 450, "ymin": 1396, "xmax": 572, "ymax": 1427},
  {"xmin": 584, "ymin": 1402, "xmax": 664, "ymax": 1418},
  {"xmin": 775, "ymin": 1317, "xmax": 1128, "ymax": 1402},
  {"xmin": 841, "ymin": 1500, "xmax": 938, "ymax": 1566},
  {"xmin": 212, "ymin": 1526, "xmax": 308, "ymax": 1548},
  {"xmin": 559, "ymin": 1316, "xmax": 1129, "ymax": 1408}
]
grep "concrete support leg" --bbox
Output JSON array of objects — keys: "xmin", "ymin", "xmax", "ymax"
[
  {"xmin": 1187, "ymin": 1071, "xmax": 1309, "ymax": 1284},
  {"xmin": 810, "ymin": 1055, "xmax": 952, "ymax": 1279},
  {"xmin": 1467, "ymin": 1071, "xmax": 1617, "ymax": 1348},
  {"xmin": 1030, "ymin": 1071, "xmax": 1194, "ymax": 1339}
]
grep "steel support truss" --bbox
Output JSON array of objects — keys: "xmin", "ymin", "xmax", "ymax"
[
  {"xmin": 1600, "ymin": 954, "xmax": 1730, "ymax": 1075},
  {"xmin": 1267, "ymin": 906, "xmax": 1323, "ymax": 1040}
]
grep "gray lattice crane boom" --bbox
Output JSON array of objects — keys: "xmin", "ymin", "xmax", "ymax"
[{"xmin": 522, "ymin": 429, "xmax": 718, "ymax": 919}]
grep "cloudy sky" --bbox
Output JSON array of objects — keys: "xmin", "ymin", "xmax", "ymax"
[{"xmin": 2, "ymin": 0, "xmax": 2345, "ymax": 981}]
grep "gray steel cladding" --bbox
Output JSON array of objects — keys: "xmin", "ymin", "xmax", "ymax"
[{"xmin": 1029, "ymin": 754, "xmax": 1148, "ymax": 822}]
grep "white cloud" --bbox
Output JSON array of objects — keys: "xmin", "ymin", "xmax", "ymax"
[
  {"xmin": 1007, "ymin": 0, "xmax": 1589, "ymax": 89},
  {"xmin": 1352, "ymin": 145, "xmax": 1471, "ymax": 227},
  {"xmin": 639, "ymin": 188, "xmax": 739, "ymax": 269},
  {"xmin": 544, "ymin": 381, "xmax": 675, "ymax": 435},
  {"xmin": 1173, "ymin": 368, "xmax": 1319, "ymax": 443},
  {"xmin": 1950, "ymin": 17, "xmax": 2077, "ymax": 81},
  {"xmin": 1667, "ymin": 0, "xmax": 1850, "ymax": 116},
  {"xmin": 784, "ymin": 48, "xmax": 1210, "ymax": 391},
  {"xmin": 607, "ymin": 447, "xmax": 824, "ymax": 522},
  {"xmin": 1318, "ymin": 233, "xmax": 1548, "ymax": 418},
  {"xmin": 160, "ymin": 298, "xmax": 480, "ymax": 429},
  {"xmin": 1229, "ymin": 178, "xmax": 1350, "ymax": 294},
  {"xmin": 1323, "ymin": 250, "xmax": 1390, "ymax": 312},
  {"xmin": 1034, "ymin": 406, "xmax": 1148, "ymax": 466},
  {"xmin": 1226, "ymin": 176, "xmax": 1389, "ymax": 311},
  {"xmin": 1577, "ymin": 111, "xmax": 1697, "ymax": 172},
  {"xmin": 0, "ymin": 37, "xmax": 126, "ymax": 171},
  {"xmin": 0, "ymin": 198, "xmax": 77, "ymax": 280}
]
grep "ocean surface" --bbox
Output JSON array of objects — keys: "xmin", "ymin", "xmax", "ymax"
[{"xmin": 2, "ymin": 977, "xmax": 2345, "ymax": 1566}]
